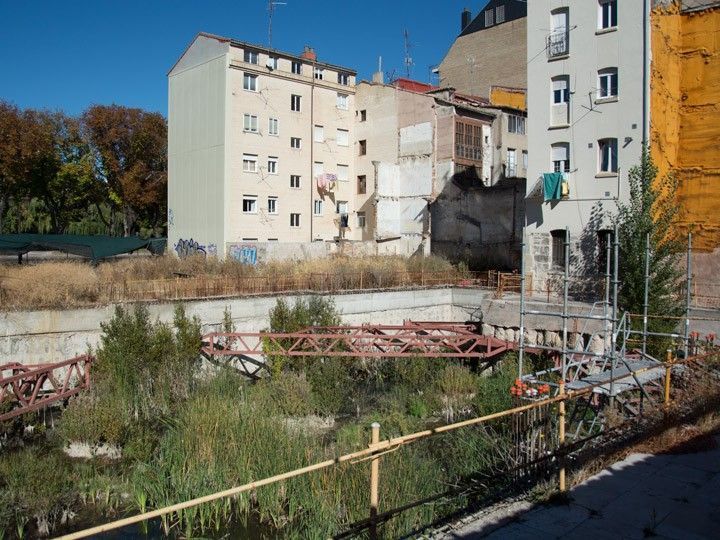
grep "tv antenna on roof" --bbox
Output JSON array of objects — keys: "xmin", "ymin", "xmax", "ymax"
[
  {"xmin": 403, "ymin": 29, "xmax": 414, "ymax": 78},
  {"xmin": 268, "ymin": 0, "xmax": 287, "ymax": 48}
]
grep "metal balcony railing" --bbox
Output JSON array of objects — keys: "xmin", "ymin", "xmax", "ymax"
[{"xmin": 547, "ymin": 31, "xmax": 569, "ymax": 58}]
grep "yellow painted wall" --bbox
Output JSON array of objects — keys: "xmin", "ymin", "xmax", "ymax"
[
  {"xmin": 651, "ymin": 5, "xmax": 720, "ymax": 251},
  {"xmin": 490, "ymin": 86, "xmax": 527, "ymax": 111}
]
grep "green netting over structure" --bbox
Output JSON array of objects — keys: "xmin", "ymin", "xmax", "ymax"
[{"xmin": 0, "ymin": 234, "xmax": 166, "ymax": 261}]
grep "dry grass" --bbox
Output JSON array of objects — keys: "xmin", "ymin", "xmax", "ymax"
[{"xmin": 0, "ymin": 254, "xmax": 480, "ymax": 310}]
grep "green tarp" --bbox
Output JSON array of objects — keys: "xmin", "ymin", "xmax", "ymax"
[
  {"xmin": 0, "ymin": 234, "xmax": 166, "ymax": 261},
  {"xmin": 543, "ymin": 172, "xmax": 564, "ymax": 201}
]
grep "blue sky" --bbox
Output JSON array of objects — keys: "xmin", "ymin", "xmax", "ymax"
[{"xmin": 0, "ymin": 0, "xmax": 491, "ymax": 117}]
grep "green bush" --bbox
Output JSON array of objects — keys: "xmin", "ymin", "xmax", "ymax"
[{"xmin": 249, "ymin": 371, "xmax": 315, "ymax": 416}]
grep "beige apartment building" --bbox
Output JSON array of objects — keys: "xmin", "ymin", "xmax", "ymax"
[{"xmin": 168, "ymin": 33, "xmax": 357, "ymax": 260}]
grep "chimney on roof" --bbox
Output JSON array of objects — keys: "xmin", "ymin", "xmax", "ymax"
[
  {"xmin": 301, "ymin": 45, "xmax": 317, "ymax": 61},
  {"xmin": 372, "ymin": 55, "xmax": 384, "ymax": 84},
  {"xmin": 461, "ymin": 8, "xmax": 472, "ymax": 31}
]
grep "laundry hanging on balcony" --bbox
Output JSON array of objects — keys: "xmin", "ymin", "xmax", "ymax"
[
  {"xmin": 542, "ymin": 172, "xmax": 564, "ymax": 201},
  {"xmin": 316, "ymin": 173, "xmax": 337, "ymax": 192}
]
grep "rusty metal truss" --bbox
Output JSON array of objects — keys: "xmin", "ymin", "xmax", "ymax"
[
  {"xmin": 202, "ymin": 321, "xmax": 522, "ymax": 360},
  {"xmin": 0, "ymin": 355, "xmax": 93, "ymax": 422}
]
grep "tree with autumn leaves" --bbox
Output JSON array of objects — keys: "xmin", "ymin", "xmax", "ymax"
[{"xmin": 0, "ymin": 101, "xmax": 166, "ymax": 237}]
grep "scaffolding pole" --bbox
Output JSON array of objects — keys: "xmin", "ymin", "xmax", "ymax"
[
  {"xmin": 562, "ymin": 227, "xmax": 570, "ymax": 381},
  {"xmin": 610, "ymin": 224, "xmax": 619, "ymax": 404},
  {"xmin": 604, "ymin": 231, "xmax": 612, "ymax": 357},
  {"xmin": 518, "ymin": 231, "xmax": 526, "ymax": 378},
  {"xmin": 642, "ymin": 233, "xmax": 650, "ymax": 356}
]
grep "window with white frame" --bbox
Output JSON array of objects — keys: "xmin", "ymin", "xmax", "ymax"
[
  {"xmin": 496, "ymin": 5, "xmax": 505, "ymax": 24},
  {"xmin": 267, "ymin": 156, "xmax": 278, "ymax": 174},
  {"xmin": 313, "ymin": 161, "xmax": 323, "ymax": 178},
  {"xmin": 243, "ymin": 73, "xmax": 258, "ymax": 91},
  {"xmin": 508, "ymin": 114, "xmax": 526, "ymax": 134},
  {"xmin": 268, "ymin": 117, "xmax": 279, "ymax": 136},
  {"xmin": 599, "ymin": 0, "xmax": 617, "ymax": 30},
  {"xmin": 313, "ymin": 199, "xmax": 323, "ymax": 215},
  {"xmin": 551, "ymin": 143, "xmax": 570, "ymax": 173},
  {"xmin": 267, "ymin": 56, "xmax": 278, "ymax": 69},
  {"xmin": 243, "ymin": 154, "xmax": 258, "ymax": 172},
  {"xmin": 598, "ymin": 68, "xmax": 618, "ymax": 99},
  {"xmin": 336, "ymin": 129, "xmax": 349, "ymax": 147},
  {"xmin": 290, "ymin": 213, "xmax": 300, "ymax": 227},
  {"xmin": 267, "ymin": 196, "xmax": 278, "ymax": 214},
  {"xmin": 336, "ymin": 200, "xmax": 348, "ymax": 214},
  {"xmin": 290, "ymin": 137, "xmax": 301, "ymax": 149},
  {"xmin": 485, "ymin": 9, "xmax": 494, "ymax": 27},
  {"xmin": 337, "ymin": 93, "xmax": 349, "ymax": 110},
  {"xmin": 338, "ymin": 72, "xmax": 349, "ymax": 85},
  {"xmin": 357, "ymin": 211, "xmax": 366, "ymax": 229},
  {"xmin": 337, "ymin": 164, "xmax": 349, "ymax": 181},
  {"xmin": 522, "ymin": 150, "xmax": 528, "ymax": 170},
  {"xmin": 291, "ymin": 61, "xmax": 302, "ymax": 75},
  {"xmin": 242, "ymin": 195, "xmax": 257, "ymax": 213},
  {"xmin": 598, "ymin": 138, "xmax": 618, "ymax": 173},
  {"xmin": 243, "ymin": 114, "xmax": 258, "ymax": 133},
  {"xmin": 290, "ymin": 174, "xmax": 301, "ymax": 188},
  {"xmin": 314, "ymin": 67, "xmax": 323, "ymax": 80},
  {"xmin": 291, "ymin": 94, "xmax": 301, "ymax": 112},
  {"xmin": 552, "ymin": 76, "xmax": 570, "ymax": 104},
  {"xmin": 244, "ymin": 50, "xmax": 258, "ymax": 64},
  {"xmin": 314, "ymin": 125, "xmax": 324, "ymax": 143},
  {"xmin": 506, "ymin": 148, "xmax": 517, "ymax": 177}
]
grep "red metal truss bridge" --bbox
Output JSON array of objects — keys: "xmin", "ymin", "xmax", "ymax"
[
  {"xmin": 201, "ymin": 321, "xmax": 529, "ymax": 361},
  {"xmin": 0, "ymin": 354, "xmax": 93, "ymax": 422}
]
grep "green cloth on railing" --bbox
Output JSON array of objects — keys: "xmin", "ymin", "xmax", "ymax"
[
  {"xmin": 0, "ymin": 234, "xmax": 166, "ymax": 261},
  {"xmin": 543, "ymin": 172, "xmax": 564, "ymax": 201}
]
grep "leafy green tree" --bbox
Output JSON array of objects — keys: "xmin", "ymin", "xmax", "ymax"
[
  {"xmin": 615, "ymin": 148, "xmax": 684, "ymax": 339},
  {"xmin": 0, "ymin": 101, "xmax": 28, "ymax": 232}
]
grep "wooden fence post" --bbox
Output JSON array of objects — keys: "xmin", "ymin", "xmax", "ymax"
[
  {"xmin": 369, "ymin": 422, "xmax": 380, "ymax": 539},
  {"xmin": 664, "ymin": 349, "xmax": 673, "ymax": 410}
]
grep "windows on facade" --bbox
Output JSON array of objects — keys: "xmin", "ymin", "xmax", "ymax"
[
  {"xmin": 290, "ymin": 213, "xmax": 301, "ymax": 227},
  {"xmin": 552, "ymin": 76, "xmax": 570, "ymax": 126},
  {"xmin": 313, "ymin": 199, "xmax": 323, "ymax": 215},
  {"xmin": 597, "ymin": 230, "xmax": 615, "ymax": 273},
  {"xmin": 485, "ymin": 9, "xmax": 494, "ymax": 27},
  {"xmin": 267, "ymin": 56, "xmax": 278, "ymax": 70},
  {"xmin": 268, "ymin": 117, "xmax": 279, "ymax": 136},
  {"xmin": 357, "ymin": 212, "xmax": 366, "ymax": 229},
  {"xmin": 291, "ymin": 94, "xmax": 301, "ymax": 112},
  {"xmin": 496, "ymin": 5, "xmax": 505, "ymax": 24},
  {"xmin": 291, "ymin": 61, "xmax": 302, "ymax": 75},
  {"xmin": 551, "ymin": 143, "xmax": 570, "ymax": 173},
  {"xmin": 508, "ymin": 115, "xmax": 526, "ymax": 134},
  {"xmin": 243, "ymin": 114, "xmax": 258, "ymax": 133},
  {"xmin": 599, "ymin": 0, "xmax": 617, "ymax": 30},
  {"xmin": 290, "ymin": 174, "xmax": 301, "ymax": 188},
  {"xmin": 522, "ymin": 150, "xmax": 528, "ymax": 170},
  {"xmin": 314, "ymin": 67, "xmax": 323, "ymax": 80},
  {"xmin": 267, "ymin": 196, "xmax": 278, "ymax": 214},
  {"xmin": 337, "ymin": 93, "xmax": 349, "ymax": 110},
  {"xmin": 357, "ymin": 175, "xmax": 367, "ymax": 195},
  {"xmin": 242, "ymin": 195, "xmax": 257, "ymax": 213},
  {"xmin": 337, "ymin": 164, "xmax": 349, "ymax": 182},
  {"xmin": 290, "ymin": 137, "xmax": 301, "ymax": 149},
  {"xmin": 336, "ymin": 200, "xmax": 348, "ymax": 214},
  {"xmin": 359, "ymin": 110, "xmax": 367, "ymax": 122},
  {"xmin": 506, "ymin": 148, "xmax": 517, "ymax": 178},
  {"xmin": 598, "ymin": 68, "xmax": 618, "ymax": 99},
  {"xmin": 338, "ymin": 72, "xmax": 349, "ymax": 85},
  {"xmin": 242, "ymin": 154, "xmax": 258, "ymax": 173},
  {"xmin": 267, "ymin": 156, "xmax": 278, "ymax": 174},
  {"xmin": 455, "ymin": 120, "xmax": 483, "ymax": 162},
  {"xmin": 244, "ymin": 50, "xmax": 258, "ymax": 64},
  {"xmin": 359, "ymin": 140, "xmax": 367, "ymax": 156},
  {"xmin": 598, "ymin": 138, "xmax": 618, "ymax": 173},
  {"xmin": 314, "ymin": 125, "xmax": 324, "ymax": 143},
  {"xmin": 243, "ymin": 73, "xmax": 258, "ymax": 91},
  {"xmin": 548, "ymin": 8, "xmax": 569, "ymax": 58},
  {"xmin": 336, "ymin": 129, "xmax": 349, "ymax": 147},
  {"xmin": 551, "ymin": 229, "xmax": 567, "ymax": 268},
  {"xmin": 313, "ymin": 161, "xmax": 323, "ymax": 178}
]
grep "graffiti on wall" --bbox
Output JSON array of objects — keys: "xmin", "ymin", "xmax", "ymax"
[
  {"xmin": 229, "ymin": 244, "xmax": 258, "ymax": 265},
  {"xmin": 174, "ymin": 238, "xmax": 206, "ymax": 258},
  {"xmin": 207, "ymin": 243, "xmax": 217, "ymax": 257}
]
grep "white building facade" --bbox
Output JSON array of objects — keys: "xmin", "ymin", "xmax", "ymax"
[
  {"xmin": 168, "ymin": 33, "xmax": 357, "ymax": 259},
  {"xmin": 526, "ymin": 0, "xmax": 648, "ymax": 284}
]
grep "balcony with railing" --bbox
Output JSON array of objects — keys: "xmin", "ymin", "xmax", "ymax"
[{"xmin": 547, "ymin": 31, "xmax": 569, "ymax": 59}]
